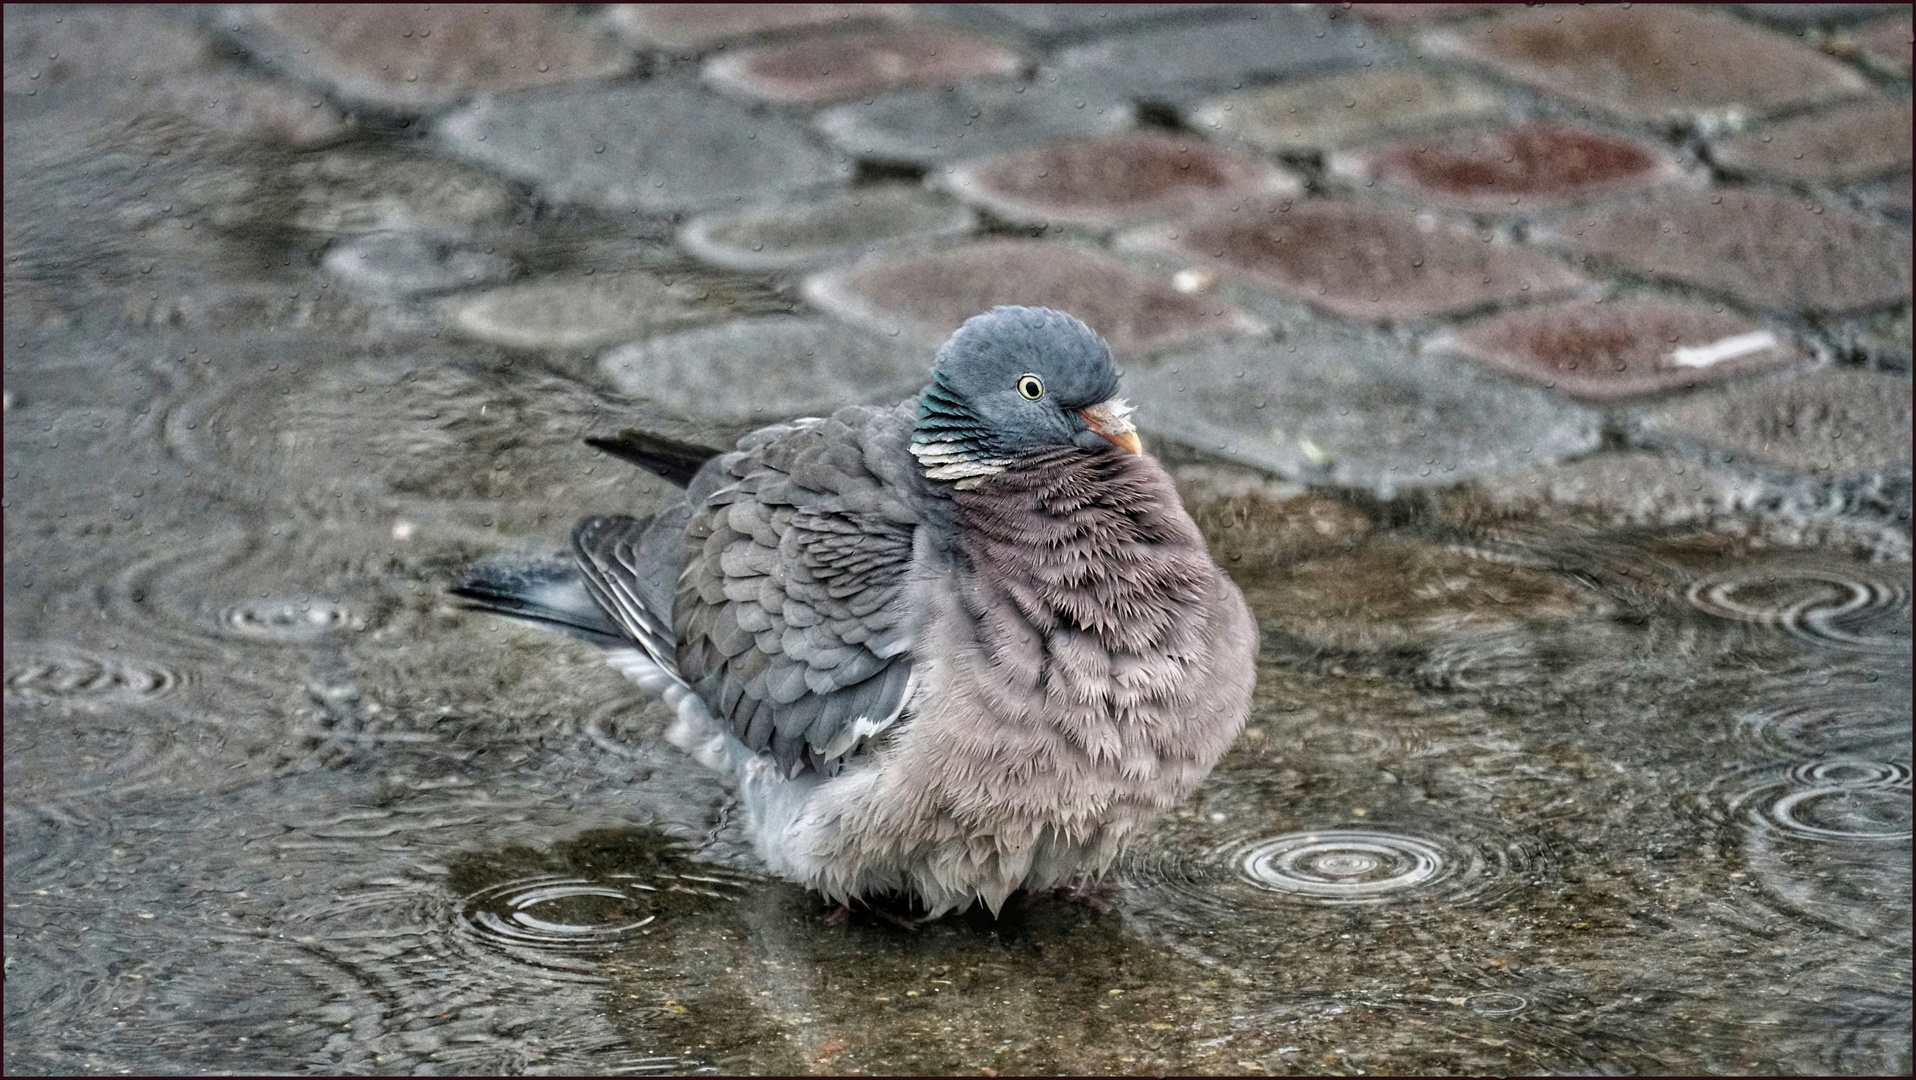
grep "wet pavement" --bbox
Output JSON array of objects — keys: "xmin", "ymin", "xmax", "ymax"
[{"xmin": 3, "ymin": 3, "xmax": 1910, "ymax": 1075}]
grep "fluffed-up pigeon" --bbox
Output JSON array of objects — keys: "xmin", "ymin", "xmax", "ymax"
[{"xmin": 455, "ymin": 307, "xmax": 1256, "ymax": 916}]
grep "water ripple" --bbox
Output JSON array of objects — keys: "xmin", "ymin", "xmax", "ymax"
[
  {"xmin": 1713, "ymin": 760, "xmax": 1912, "ymax": 844},
  {"xmin": 5, "ymin": 648, "xmax": 187, "ymax": 701},
  {"xmin": 1234, "ymin": 830, "xmax": 1454, "ymax": 903},
  {"xmin": 1685, "ymin": 564, "xmax": 1911, "ymax": 654}
]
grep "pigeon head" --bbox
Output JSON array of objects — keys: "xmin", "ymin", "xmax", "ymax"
[{"xmin": 911, "ymin": 306, "xmax": 1140, "ymax": 485}]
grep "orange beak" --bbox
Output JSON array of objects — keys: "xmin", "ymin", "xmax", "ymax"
[{"xmin": 1079, "ymin": 400, "xmax": 1143, "ymax": 455}]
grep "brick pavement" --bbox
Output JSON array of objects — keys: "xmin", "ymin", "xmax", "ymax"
[{"xmin": 6, "ymin": 2, "xmax": 1906, "ymax": 512}]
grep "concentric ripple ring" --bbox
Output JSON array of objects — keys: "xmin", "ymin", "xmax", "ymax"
[{"xmin": 1234, "ymin": 830, "xmax": 1453, "ymax": 902}]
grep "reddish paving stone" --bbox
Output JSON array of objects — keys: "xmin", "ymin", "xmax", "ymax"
[
  {"xmin": 1845, "ymin": 15, "xmax": 1913, "ymax": 76},
  {"xmin": 943, "ymin": 134, "xmax": 1301, "ymax": 228},
  {"xmin": 704, "ymin": 26, "xmax": 1025, "ymax": 105},
  {"xmin": 1713, "ymin": 99, "xmax": 1913, "ymax": 187},
  {"xmin": 1331, "ymin": 123, "xmax": 1690, "ymax": 213},
  {"xmin": 803, "ymin": 239, "xmax": 1265, "ymax": 355},
  {"xmin": 1127, "ymin": 201, "xmax": 1584, "ymax": 323},
  {"xmin": 253, "ymin": 4, "xmax": 634, "ymax": 110},
  {"xmin": 609, "ymin": 4, "xmax": 905, "ymax": 52},
  {"xmin": 1425, "ymin": 7, "xmax": 1868, "ymax": 124},
  {"xmin": 1430, "ymin": 298, "xmax": 1806, "ymax": 403},
  {"xmin": 1539, "ymin": 189, "xmax": 1913, "ymax": 317}
]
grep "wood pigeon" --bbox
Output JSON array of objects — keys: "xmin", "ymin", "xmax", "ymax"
[{"xmin": 455, "ymin": 306, "xmax": 1257, "ymax": 916}]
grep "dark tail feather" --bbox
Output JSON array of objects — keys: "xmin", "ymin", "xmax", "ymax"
[
  {"xmin": 450, "ymin": 556, "xmax": 627, "ymax": 648},
  {"xmin": 584, "ymin": 429, "xmax": 724, "ymax": 488}
]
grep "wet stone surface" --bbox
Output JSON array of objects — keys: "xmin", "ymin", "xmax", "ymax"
[
  {"xmin": 1712, "ymin": 98, "xmax": 1915, "ymax": 188},
  {"xmin": 438, "ymin": 84, "xmax": 849, "ymax": 214},
  {"xmin": 1129, "ymin": 200, "xmax": 1586, "ymax": 323},
  {"xmin": 1331, "ymin": 123, "xmax": 1691, "ymax": 214},
  {"xmin": 680, "ymin": 185, "xmax": 974, "ymax": 271},
  {"xmin": 943, "ymin": 133, "xmax": 1301, "ymax": 228},
  {"xmin": 248, "ymin": 3, "xmax": 637, "ymax": 111},
  {"xmin": 5, "ymin": 4, "xmax": 1912, "ymax": 1078},
  {"xmin": 600, "ymin": 316, "xmax": 930, "ymax": 422},
  {"xmin": 1430, "ymin": 297, "xmax": 1807, "ymax": 403},
  {"xmin": 812, "ymin": 80, "xmax": 1134, "ymax": 166},
  {"xmin": 1426, "ymin": 6, "xmax": 1869, "ymax": 124},
  {"xmin": 1047, "ymin": 6, "xmax": 1387, "ymax": 103},
  {"xmin": 804, "ymin": 238, "xmax": 1266, "ymax": 354},
  {"xmin": 1190, "ymin": 65, "xmax": 1507, "ymax": 155},
  {"xmin": 608, "ymin": 3, "xmax": 906, "ymax": 53},
  {"xmin": 1636, "ymin": 367, "xmax": 1915, "ymax": 486},
  {"xmin": 445, "ymin": 270, "xmax": 782, "ymax": 352},
  {"xmin": 703, "ymin": 25, "xmax": 1026, "ymax": 106},
  {"xmin": 1123, "ymin": 327, "xmax": 1602, "ymax": 494},
  {"xmin": 1541, "ymin": 188, "xmax": 1914, "ymax": 318}
]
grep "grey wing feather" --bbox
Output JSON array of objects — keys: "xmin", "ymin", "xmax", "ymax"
[
  {"xmin": 571, "ymin": 508, "xmax": 688, "ymax": 678},
  {"xmin": 677, "ymin": 403, "xmax": 926, "ymax": 778}
]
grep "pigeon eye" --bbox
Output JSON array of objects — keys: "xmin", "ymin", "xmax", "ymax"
[{"xmin": 1016, "ymin": 374, "xmax": 1045, "ymax": 400}]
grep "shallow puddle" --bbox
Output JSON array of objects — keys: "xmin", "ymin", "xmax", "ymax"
[{"xmin": 5, "ymin": 6, "xmax": 1911, "ymax": 1076}]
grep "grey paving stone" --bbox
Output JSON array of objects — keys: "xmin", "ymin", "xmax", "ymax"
[
  {"xmin": 1122, "ymin": 326, "xmax": 1603, "ymax": 495},
  {"xmin": 803, "ymin": 239, "xmax": 1266, "ymax": 356},
  {"xmin": 812, "ymin": 81, "xmax": 1134, "ymax": 166},
  {"xmin": 1713, "ymin": 99, "xmax": 1913, "ymax": 188},
  {"xmin": 1125, "ymin": 200, "xmax": 1586, "ymax": 324},
  {"xmin": 1638, "ymin": 367, "xmax": 1912, "ymax": 477},
  {"xmin": 283, "ymin": 149, "xmax": 519, "ymax": 236},
  {"xmin": 0, "ymin": 7, "xmax": 351, "ymax": 148},
  {"xmin": 703, "ymin": 26, "xmax": 1025, "ymax": 106},
  {"xmin": 942, "ymin": 134, "xmax": 1300, "ymax": 228},
  {"xmin": 438, "ymin": 85, "xmax": 849, "ymax": 214},
  {"xmin": 608, "ymin": 4, "xmax": 906, "ymax": 52},
  {"xmin": 322, "ymin": 233, "xmax": 515, "ymax": 298},
  {"xmin": 600, "ymin": 316, "xmax": 931, "ymax": 421},
  {"xmin": 3, "ymin": 7, "xmax": 216, "ymax": 99},
  {"xmin": 445, "ymin": 271, "xmax": 767, "ymax": 351},
  {"xmin": 1732, "ymin": 5, "xmax": 1901, "ymax": 28},
  {"xmin": 1330, "ymin": 123, "xmax": 1692, "ymax": 214},
  {"xmin": 680, "ymin": 186, "xmax": 973, "ymax": 271},
  {"xmin": 1047, "ymin": 7, "xmax": 1388, "ymax": 104},
  {"xmin": 1189, "ymin": 66, "xmax": 1508, "ymax": 155},
  {"xmin": 1426, "ymin": 7, "xmax": 1869, "ymax": 124},
  {"xmin": 1844, "ymin": 15, "xmax": 1913, "ymax": 76},
  {"xmin": 1537, "ymin": 188, "xmax": 1913, "ymax": 317},
  {"xmin": 932, "ymin": 4, "xmax": 1243, "ymax": 44},
  {"xmin": 1428, "ymin": 298, "xmax": 1807, "ymax": 403},
  {"xmin": 1466, "ymin": 451, "xmax": 1775, "ymax": 528},
  {"xmin": 248, "ymin": 4, "xmax": 635, "ymax": 111}
]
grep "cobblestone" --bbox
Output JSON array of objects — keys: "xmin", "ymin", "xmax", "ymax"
[
  {"xmin": 1712, "ymin": 98, "xmax": 1913, "ymax": 188},
  {"xmin": 1128, "ymin": 201, "xmax": 1585, "ymax": 323},
  {"xmin": 1048, "ymin": 7, "xmax": 1386, "ymax": 103},
  {"xmin": 812, "ymin": 81, "xmax": 1133, "ymax": 166},
  {"xmin": 1189, "ymin": 66, "xmax": 1506, "ymax": 155},
  {"xmin": 438, "ymin": 85, "xmax": 848, "ymax": 214},
  {"xmin": 250, "ymin": 4, "xmax": 635, "ymax": 111},
  {"xmin": 444, "ymin": 271, "xmax": 766, "ymax": 351},
  {"xmin": 3, "ymin": 6, "xmax": 216, "ymax": 98},
  {"xmin": 608, "ymin": 4, "xmax": 905, "ymax": 52},
  {"xmin": 1331, "ymin": 123, "xmax": 1691, "ymax": 214},
  {"xmin": 282, "ymin": 149, "xmax": 518, "ymax": 236},
  {"xmin": 322, "ymin": 233, "xmax": 515, "ymax": 298},
  {"xmin": 937, "ymin": 4, "xmax": 1243, "ymax": 44},
  {"xmin": 680, "ymin": 186, "xmax": 973, "ymax": 271},
  {"xmin": 804, "ymin": 239, "xmax": 1265, "ymax": 355},
  {"xmin": 601, "ymin": 316, "xmax": 928, "ymax": 421},
  {"xmin": 1428, "ymin": 298, "xmax": 1805, "ymax": 403},
  {"xmin": 703, "ymin": 26, "xmax": 1025, "ymax": 105},
  {"xmin": 1425, "ymin": 6, "xmax": 1868, "ymax": 124},
  {"xmin": 1538, "ymin": 189, "xmax": 1913, "ymax": 317},
  {"xmin": 1121, "ymin": 327, "xmax": 1601, "ymax": 494},
  {"xmin": 943, "ymin": 134, "xmax": 1299, "ymax": 228},
  {"xmin": 1637, "ymin": 367, "xmax": 1913, "ymax": 479},
  {"xmin": 1844, "ymin": 14, "xmax": 1913, "ymax": 76}
]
